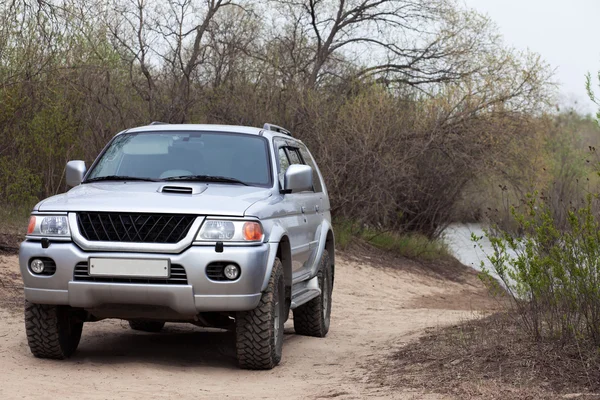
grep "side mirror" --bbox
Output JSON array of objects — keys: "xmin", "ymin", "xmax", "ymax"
[
  {"xmin": 66, "ymin": 160, "xmax": 87, "ymax": 187},
  {"xmin": 284, "ymin": 164, "xmax": 313, "ymax": 193}
]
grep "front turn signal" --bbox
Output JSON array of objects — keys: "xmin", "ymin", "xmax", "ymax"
[
  {"xmin": 27, "ymin": 216, "xmax": 36, "ymax": 234},
  {"xmin": 243, "ymin": 222, "xmax": 263, "ymax": 241}
]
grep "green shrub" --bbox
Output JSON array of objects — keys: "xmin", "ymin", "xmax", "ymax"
[
  {"xmin": 332, "ymin": 220, "xmax": 356, "ymax": 250},
  {"xmin": 478, "ymin": 193, "xmax": 600, "ymax": 344}
]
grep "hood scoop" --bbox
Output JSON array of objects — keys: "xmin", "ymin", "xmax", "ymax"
[{"xmin": 159, "ymin": 185, "xmax": 207, "ymax": 195}]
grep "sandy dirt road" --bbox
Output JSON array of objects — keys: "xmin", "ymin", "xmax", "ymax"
[{"xmin": 0, "ymin": 252, "xmax": 493, "ymax": 399}]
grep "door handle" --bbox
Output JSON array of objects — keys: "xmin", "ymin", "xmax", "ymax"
[
  {"xmin": 301, "ymin": 206, "xmax": 306, "ymax": 213},
  {"xmin": 315, "ymin": 205, "xmax": 320, "ymax": 212}
]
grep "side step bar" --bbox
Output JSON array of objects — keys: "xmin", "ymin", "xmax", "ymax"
[{"xmin": 290, "ymin": 276, "xmax": 321, "ymax": 309}]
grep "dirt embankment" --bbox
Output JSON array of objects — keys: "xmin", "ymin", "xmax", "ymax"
[{"xmin": 0, "ymin": 250, "xmax": 496, "ymax": 399}]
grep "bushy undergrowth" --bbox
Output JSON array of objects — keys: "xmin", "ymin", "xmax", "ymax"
[
  {"xmin": 0, "ymin": 0, "xmax": 551, "ymax": 239},
  {"xmin": 455, "ymin": 113, "xmax": 600, "ymax": 234},
  {"xmin": 334, "ymin": 220, "xmax": 451, "ymax": 261},
  {"xmin": 478, "ymin": 193, "xmax": 600, "ymax": 345}
]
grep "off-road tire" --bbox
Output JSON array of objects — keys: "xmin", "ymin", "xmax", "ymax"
[
  {"xmin": 235, "ymin": 258, "xmax": 285, "ymax": 370},
  {"xmin": 25, "ymin": 301, "xmax": 83, "ymax": 359},
  {"xmin": 128, "ymin": 320, "xmax": 165, "ymax": 332},
  {"xmin": 293, "ymin": 250, "xmax": 332, "ymax": 337}
]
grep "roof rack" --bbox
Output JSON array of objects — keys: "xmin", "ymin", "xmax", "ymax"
[
  {"xmin": 150, "ymin": 121, "xmax": 169, "ymax": 125},
  {"xmin": 263, "ymin": 123, "xmax": 292, "ymax": 137}
]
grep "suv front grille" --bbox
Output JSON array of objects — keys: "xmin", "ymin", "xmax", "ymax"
[
  {"xmin": 73, "ymin": 262, "xmax": 188, "ymax": 285},
  {"xmin": 77, "ymin": 212, "xmax": 196, "ymax": 243}
]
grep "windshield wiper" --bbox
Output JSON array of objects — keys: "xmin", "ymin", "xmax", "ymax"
[
  {"xmin": 84, "ymin": 175, "xmax": 161, "ymax": 183},
  {"xmin": 162, "ymin": 174, "xmax": 249, "ymax": 186}
]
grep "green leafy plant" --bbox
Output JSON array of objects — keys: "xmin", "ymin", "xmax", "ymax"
[{"xmin": 477, "ymin": 192, "xmax": 600, "ymax": 344}]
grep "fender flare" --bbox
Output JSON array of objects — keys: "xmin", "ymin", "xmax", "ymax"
[
  {"xmin": 260, "ymin": 224, "xmax": 291, "ymax": 291},
  {"xmin": 307, "ymin": 219, "xmax": 334, "ymax": 280},
  {"xmin": 261, "ymin": 220, "xmax": 334, "ymax": 291}
]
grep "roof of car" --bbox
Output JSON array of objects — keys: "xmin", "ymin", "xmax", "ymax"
[{"xmin": 123, "ymin": 124, "xmax": 296, "ymax": 141}]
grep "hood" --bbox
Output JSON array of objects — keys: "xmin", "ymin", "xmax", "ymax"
[{"xmin": 38, "ymin": 182, "xmax": 272, "ymax": 216}]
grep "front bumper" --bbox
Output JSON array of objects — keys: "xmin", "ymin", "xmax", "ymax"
[{"xmin": 19, "ymin": 240, "xmax": 275, "ymax": 316}]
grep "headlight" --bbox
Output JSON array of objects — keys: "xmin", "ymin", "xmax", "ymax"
[
  {"xmin": 196, "ymin": 219, "xmax": 263, "ymax": 242},
  {"xmin": 27, "ymin": 215, "xmax": 70, "ymax": 237}
]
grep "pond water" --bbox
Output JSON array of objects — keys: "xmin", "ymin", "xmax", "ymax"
[
  {"xmin": 442, "ymin": 223, "xmax": 491, "ymax": 273},
  {"xmin": 443, "ymin": 223, "xmax": 524, "ymax": 289}
]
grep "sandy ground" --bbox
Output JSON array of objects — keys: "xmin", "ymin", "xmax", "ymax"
[{"xmin": 0, "ymin": 252, "xmax": 494, "ymax": 399}]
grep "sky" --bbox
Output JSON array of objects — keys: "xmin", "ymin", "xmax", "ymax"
[{"xmin": 462, "ymin": 0, "xmax": 600, "ymax": 114}]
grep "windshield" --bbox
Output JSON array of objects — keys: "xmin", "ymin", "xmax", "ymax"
[{"xmin": 86, "ymin": 131, "xmax": 272, "ymax": 187}]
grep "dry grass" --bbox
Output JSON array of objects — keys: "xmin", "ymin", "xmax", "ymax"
[
  {"xmin": 372, "ymin": 313, "xmax": 600, "ymax": 399},
  {"xmin": 341, "ymin": 238, "xmax": 473, "ymax": 284},
  {"xmin": 334, "ymin": 220, "xmax": 452, "ymax": 262}
]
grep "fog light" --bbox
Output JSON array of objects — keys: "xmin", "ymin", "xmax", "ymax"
[
  {"xmin": 223, "ymin": 264, "xmax": 240, "ymax": 280},
  {"xmin": 30, "ymin": 259, "xmax": 45, "ymax": 274}
]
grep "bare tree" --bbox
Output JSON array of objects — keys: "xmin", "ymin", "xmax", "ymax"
[
  {"xmin": 267, "ymin": 0, "xmax": 499, "ymax": 90},
  {"xmin": 0, "ymin": 0, "xmax": 555, "ymax": 238},
  {"xmin": 104, "ymin": 0, "xmax": 237, "ymax": 121},
  {"xmin": 203, "ymin": 6, "xmax": 259, "ymax": 88}
]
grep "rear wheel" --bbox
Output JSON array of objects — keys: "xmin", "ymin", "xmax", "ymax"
[
  {"xmin": 25, "ymin": 301, "xmax": 83, "ymax": 359},
  {"xmin": 235, "ymin": 258, "xmax": 285, "ymax": 370},
  {"xmin": 293, "ymin": 250, "xmax": 332, "ymax": 337},
  {"xmin": 128, "ymin": 320, "xmax": 165, "ymax": 332}
]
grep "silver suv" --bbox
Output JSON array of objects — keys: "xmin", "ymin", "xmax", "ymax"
[{"xmin": 19, "ymin": 123, "xmax": 334, "ymax": 369}]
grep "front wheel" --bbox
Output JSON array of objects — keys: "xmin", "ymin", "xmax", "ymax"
[
  {"xmin": 25, "ymin": 301, "xmax": 83, "ymax": 359},
  {"xmin": 235, "ymin": 258, "xmax": 285, "ymax": 370},
  {"xmin": 293, "ymin": 250, "xmax": 332, "ymax": 337}
]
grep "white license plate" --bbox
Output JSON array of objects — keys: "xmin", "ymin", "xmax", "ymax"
[{"xmin": 88, "ymin": 258, "xmax": 170, "ymax": 278}]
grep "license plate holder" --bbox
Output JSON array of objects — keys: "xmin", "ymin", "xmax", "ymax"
[{"xmin": 88, "ymin": 258, "xmax": 170, "ymax": 278}]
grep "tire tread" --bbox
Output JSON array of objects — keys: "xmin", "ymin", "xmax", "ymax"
[
  {"xmin": 25, "ymin": 301, "xmax": 82, "ymax": 359},
  {"xmin": 235, "ymin": 259, "xmax": 284, "ymax": 370},
  {"xmin": 293, "ymin": 250, "xmax": 331, "ymax": 338}
]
